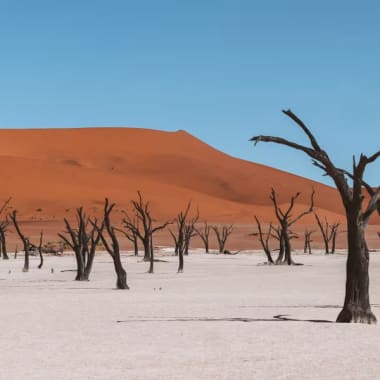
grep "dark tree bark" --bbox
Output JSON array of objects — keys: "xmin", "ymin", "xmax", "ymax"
[
  {"xmin": 119, "ymin": 216, "xmax": 139, "ymax": 256},
  {"xmin": 212, "ymin": 225, "xmax": 234, "ymax": 253},
  {"xmin": 251, "ymin": 109, "xmax": 380, "ymax": 323},
  {"xmin": 148, "ymin": 234, "xmax": 154, "ymax": 274},
  {"xmin": 37, "ymin": 231, "xmax": 44, "ymax": 269},
  {"xmin": 169, "ymin": 229, "xmax": 179, "ymax": 255},
  {"xmin": 95, "ymin": 199, "xmax": 129, "ymax": 289},
  {"xmin": 9, "ymin": 211, "xmax": 30, "ymax": 272},
  {"xmin": 252, "ymin": 216, "xmax": 275, "ymax": 264},
  {"xmin": 195, "ymin": 221, "xmax": 211, "ymax": 253},
  {"xmin": 58, "ymin": 208, "xmax": 101, "ymax": 281},
  {"xmin": 269, "ymin": 188, "xmax": 314, "ymax": 265},
  {"xmin": 133, "ymin": 236, "xmax": 139, "ymax": 256},
  {"xmin": 172, "ymin": 203, "xmax": 192, "ymax": 273},
  {"xmin": 0, "ymin": 220, "xmax": 10, "ymax": 260},
  {"xmin": 123, "ymin": 192, "xmax": 170, "ymax": 273},
  {"xmin": 330, "ymin": 223, "xmax": 340, "ymax": 254},
  {"xmin": 0, "ymin": 198, "xmax": 12, "ymax": 260},
  {"xmin": 183, "ymin": 212, "xmax": 199, "ymax": 256},
  {"xmin": 303, "ymin": 229, "xmax": 314, "ymax": 254},
  {"xmin": 314, "ymin": 213, "xmax": 340, "ymax": 254}
]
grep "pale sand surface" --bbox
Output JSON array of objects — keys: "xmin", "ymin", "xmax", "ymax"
[{"xmin": 1, "ymin": 250, "xmax": 380, "ymax": 380}]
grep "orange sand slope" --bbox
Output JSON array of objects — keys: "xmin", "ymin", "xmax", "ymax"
[{"xmin": 0, "ymin": 127, "xmax": 360, "ymax": 223}]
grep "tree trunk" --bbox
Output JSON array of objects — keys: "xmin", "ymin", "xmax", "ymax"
[
  {"xmin": 0, "ymin": 229, "xmax": 8, "ymax": 260},
  {"xmin": 143, "ymin": 238, "xmax": 151, "ymax": 261},
  {"xmin": 323, "ymin": 237, "xmax": 330, "ymax": 254},
  {"xmin": 74, "ymin": 251, "xmax": 86, "ymax": 281},
  {"xmin": 264, "ymin": 248, "xmax": 274, "ymax": 264},
  {"xmin": 83, "ymin": 253, "xmax": 95, "ymax": 280},
  {"xmin": 112, "ymin": 256, "xmax": 129, "ymax": 289},
  {"xmin": 178, "ymin": 249, "xmax": 184, "ymax": 273},
  {"xmin": 133, "ymin": 238, "xmax": 138, "ymax": 256},
  {"xmin": 284, "ymin": 232, "xmax": 294, "ymax": 265},
  {"xmin": 331, "ymin": 232, "xmax": 337, "ymax": 254},
  {"xmin": 38, "ymin": 249, "xmax": 43, "ymax": 269},
  {"xmin": 184, "ymin": 239, "xmax": 190, "ymax": 256},
  {"xmin": 149, "ymin": 237, "xmax": 154, "ymax": 274},
  {"xmin": 275, "ymin": 237, "xmax": 285, "ymax": 264},
  {"xmin": 336, "ymin": 218, "xmax": 376, "ymax": 323},
  {"xmin": 23, "ymin": 246, "xmax": 29, "ymax": 272}
]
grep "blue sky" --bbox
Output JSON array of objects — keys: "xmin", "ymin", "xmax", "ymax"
[{"xmin": 0, "ymin": 0, "xmax": 379, "ymax": 186}]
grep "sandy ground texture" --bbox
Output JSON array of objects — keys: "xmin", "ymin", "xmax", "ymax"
[{"xmin": 1, "ymin": 249, "xmax": 380, "ymax": 380}]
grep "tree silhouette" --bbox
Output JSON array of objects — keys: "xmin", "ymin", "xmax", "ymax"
[{"xmin": 251, "ymin": 109, "xmax": 380, "ymax": 323}]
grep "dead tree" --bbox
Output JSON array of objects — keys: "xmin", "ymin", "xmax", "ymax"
[
  {"xmin": 0, "ymin": 198, "xmax": 12, "ymax": 260},
  {"xmin": 119, "ymin": 214, "xmax": 139, "ymax": 256},
  {"xmin": 123, "ymin": 192, "xmax": 170, "ymax": 273},
  {"xmin": 183, "ymin": 212, "xmax": 199, "ymax": 255},
  {"xmin": 251, "ymin": 109, "xmax": 380, "ymax": 323},
  {"xmin": 195, "ymin": 221, "xmax": 211, "ymax": 253},
  {"xmin": 9, "ymin": 211, "xmax": 30, "ymax": 272},
  {"xmin": 314, "ymin": 213, "xmax": 340, "ymax": 254},
  {"xmin": 0, "ymin": 220, "xmax": 10, "ymax": 260},
  {"xmin": 303, "ymin": 229, "xmax": 314, "ymax": 254},
  {"xmin": 37, "ymin": 231, "xmax": 44, "ymax": 269},
  {"xmin": 269, "ymin": 188, "xmax": 314, "ymax": 265},
  {"xmin": 330, "ymin": 223, "xmax": 340, "ymax": 254},
  {"xmin": 168, "ymin": 229, "xmax": 179, "ymax": 255},
  {"xmin": 58, "ymin": 208, "xmax": 101, "ymax": 281},
  {"xmin": 252, "ymin": 216, "xmax": 275, "ymax": 264},
  {"xmin": 172, "ymin": 203, "xmax": 192, "ymax": 273},
  {"xmin": 94, "ymin": 199, "xmax": 129, "ymax": 289},
  {"xmin": 212, "ymin": 224, "xmax": 234, "ymax": 253}
]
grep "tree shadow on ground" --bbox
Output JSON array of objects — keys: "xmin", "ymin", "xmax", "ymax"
[
  {"xmin": 116, "ymin": 315, "xmax": 333, "ymax": 323},
  {"xmin": 240, "ymin": 304, "xmax": 340, "ymax": 309}
]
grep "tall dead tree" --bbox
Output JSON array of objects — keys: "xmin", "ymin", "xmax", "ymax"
[
  {"xmin": 303, "ymin": 229, "xmax": 314, "ymax": 254},
  {"xmin": 119, "ymin": 214, "xmax": 139, "ymax": 256},
  {"xmin": 314, "ymin": 213, "xmax": 340, "ymax": 254},
  {"xmin": 95, "ymin": 199, "xmax": 129, "ymax": 289},
  {"xmin": 183, "ymin": 211, "xmax": 199, "ymax": 255},
  {"xmin": 195, "ymin": 221, "xmax": 211, "ymax": 253},
  {"xmin": 252, "ymin": 216, "xmax": 275, "ymax": 264},
  {"xmin": 58, "ymin": 208, "xmax": 101, "ymax": 281},
  {"xmin": 269, "ymin": 188, "xmax": 314, "ymax": 265},
  {"xmin": 0, "ymin": 220, "xmax": 10, "ymax": 260},
  {"xmin": 123, "ymin": 192, "xmax": 170, "ymax": 273},
  {"xmin": 37, "ymin": 231, "xmax": 44, "ymax": 269},
  {"xmin": 172, "ymin": 203, "xmax": 192, "ymax": 273},
  {"xmin": 9, "ymin": 211, "xmax": 30, "ymax": 272},
  {"xmin": 330, "ymin": 223, "xmax": 340, "ymax": 254},
  {"xmin": 212, "ymin": 224, "xmax": 234, "ymax": 253},
  {"xmin": 251, "ymin": 109, "xmax": 380, "ymax": 323},
  {"xmin": 169, "ymin": 229, "xmax": 179, "ymax": 255},
  {"xmin": 0, "ymin": 198, "xmax": 12, "ymax": 260}
]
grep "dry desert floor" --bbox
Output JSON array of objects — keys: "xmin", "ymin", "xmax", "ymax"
[{"xmin": 1, "ymin": 250, "xmax": 380, "ymax": 380}]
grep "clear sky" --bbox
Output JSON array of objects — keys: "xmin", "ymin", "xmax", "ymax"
[{"xmin": 1, "ymin": 0, "xmax": 379, "ymax": 186}]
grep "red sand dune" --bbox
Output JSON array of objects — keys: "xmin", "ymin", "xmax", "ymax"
[
  {"xmin": 1, "ymin": 127, "xmax": 379, "ymax": 250},
  {"xmin": 0, "ymin": 127, "xmax": 350, "ymax": 224}
]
